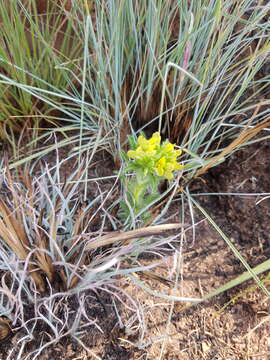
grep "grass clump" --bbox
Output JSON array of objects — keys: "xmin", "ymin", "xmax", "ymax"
[
  {"xmin": 0, "ymin": 160, "xmax": 191, "ymax": 357},
  {"xmin": 0, "ymin": 0, "xmax": 82, "ymax": 142}
]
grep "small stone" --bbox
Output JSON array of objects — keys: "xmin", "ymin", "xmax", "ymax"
[{"xmin": 201, "ymin": 341, "xmax": 211, "ymax": 353}]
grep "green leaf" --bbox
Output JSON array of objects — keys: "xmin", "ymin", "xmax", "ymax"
[
  {"xmin": 120, "ymin": 149, "xmax": 129, "ymax": 162},
  {"xmin": 128, "ymin": 135, "xmax": 138, "ymax": 150}
]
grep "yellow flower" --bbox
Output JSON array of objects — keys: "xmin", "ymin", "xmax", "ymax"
[
  {"xmin": 138, "ymin": 132, "xmax": 160, "ymax": 153},
  {"xmin": 163, "ymin": 143, "xmax": 174, "ymax": 152},
  {"xmin": 127, "ymin": 132, "xmax": 183, "ymax": 180},
  {"xmin": 154, "ymin": 156, "xmax": 183, "ymax": 179},
  {"xmin": 148, "ymin": 132, "xmax": 161, "ymax": 146},
  {"xmin": 155, "ymin": 157, "xmax": 166, "ymax": 176},
  {"xmin": 127, "ymin": 149, "xmax": 141, "ymax": 159}
]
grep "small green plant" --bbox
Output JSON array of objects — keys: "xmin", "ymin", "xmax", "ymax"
[{"xmin": 120, "ymin": 132, "xmax": 183, "ymax": 224}]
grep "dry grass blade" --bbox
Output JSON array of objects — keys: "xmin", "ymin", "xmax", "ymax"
[
  {"xmin": 34, "ymin": 220, "xmax": 55, "ymax": 283},
  {"xmin": 0, "ymin": 198, "xmax": 45, "ymax": 291},
  {"xmin": 85, "ymin": 223, "xmax": 183, "ymax": 250},
  {"xmin": 0, "ymin": 199, "xmax": 29, "ymax": 257},
  {"xmin": 0, "ymin": 317, "xmax": 11, "ymax": 341},
  {"xmin": 20, "ymin": 171, "xmax": 55, "ymax": 282},
  {"xmin": 195, "ymin": 117, "xmax": 270, "ymax": 178}
]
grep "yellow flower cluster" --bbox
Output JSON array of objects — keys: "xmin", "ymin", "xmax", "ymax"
[{"xmin": 127, "ymin": 132, "xmax": 183, "ymax": 180}]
